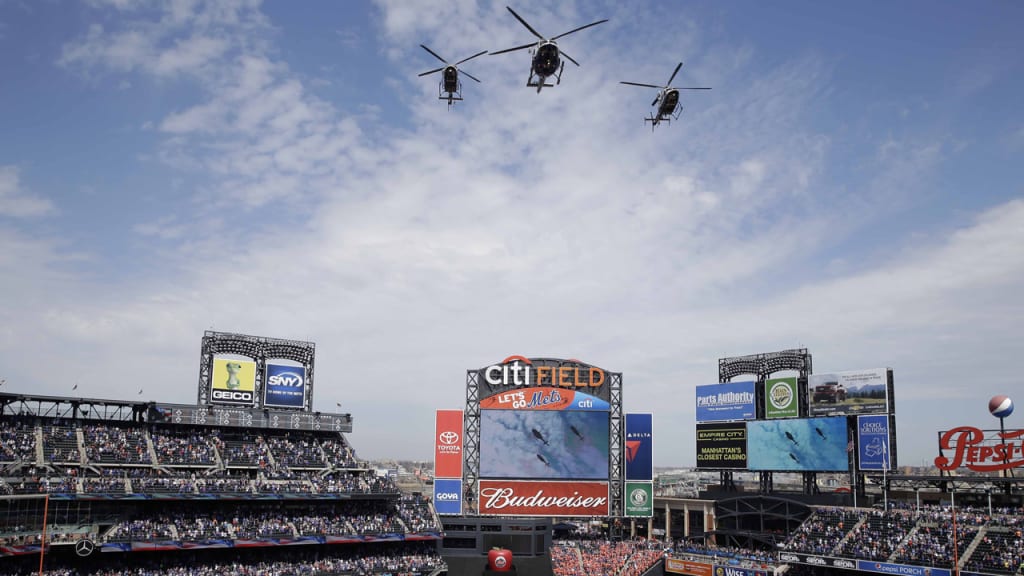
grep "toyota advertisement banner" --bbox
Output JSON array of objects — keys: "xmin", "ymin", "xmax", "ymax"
[
  {"xmin": 434, "ymin": 409, "xmax": 464, "ymax": 479},
  {"xmin": 263, "ymin": 363, "xmax": 305, "ymax": 409},
  {"xmin": 696, "ymin": 381, "xmax": 756, "ymax": 422},
  {"xmin": 477, "ymin": 480, "xmax": 609, "ymax": 517},
  {"xmin": 625, "ymin": 413, "xmax": 653, "ymax": 481},
  {"xmin": 432, "ymin": 478, "xmax": 463, "ymax": 515},
  {"xmin": 858, "ymin": 414, "xmax": 891, "ymax": 471}
]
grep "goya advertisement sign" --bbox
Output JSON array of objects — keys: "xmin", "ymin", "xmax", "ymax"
[
  {"xmin": 696, "ymin": 423, "xmax": 747, "ymax": 469},
  {"xmin": 625, "ymin": 413, "xmax": 653, "ymax": 481},
  {"xmin": 857, "ymin": 414, "xmax": 891, "ymax": 471},
  {"xmin": 432, "ymin": 478, "xmax": 463, "ymax": 515},
  {"xmin": 263, "ymin": 363, "xmax": 306, "ymax": 409},
  {"xmin": 765, "ymin": 377, "xmax": 798, "ymax": 419},
  {"xmin": 624, "ymin": 481, "xmax": 653, "ymax": 517},
  {"xmin": 211, "ymin": 358, "xmax": 256, "ymax": 406},
  {"xmin": 696, "ymin": 381, "xmax": 755, "ymax": 422},
  {"xmin": 477, "ymin": 480, "xmax": 609, "ymax": 517},
  {"xmin": 476, "ymin": 356, "xmax": 612, "ymax": 406}
]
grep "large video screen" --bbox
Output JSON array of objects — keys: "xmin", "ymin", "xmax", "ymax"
[
  {"xmin": 747, "ymin": 417, "xmax": 849, "ymax": 471},
  {"xmin": 480, "ymin": 409, "xmax": 609, "ymax": 479}
]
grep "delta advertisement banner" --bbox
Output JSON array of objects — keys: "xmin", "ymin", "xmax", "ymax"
[
  {"xmin": 480, "ymin": 410, "xmax": 609, "ymax": 480},
  {"xmin": 477, "ymin": 480, "xmax": 609, "ymax": 517},
  {"xmin": 476, "ymin": 356, "xmax": 612, "ymax": 405},
  {"xmin": 434, "ymin": 409, "xmax": 464, "ymax": 479},
  {"xmin": 765, "ymin": 377, "xmax": 799, "ymax": 419},
  {"xmin": 263, "ymin": 363, "xmax": 305, "ymax": 409},
  {"xmin": 696, "ymin": 381, "xmax": 756, "ymax": 422},
  {"xmin": 856, "ymin": 560, "xmax": 951, "ymax": 576},
  {"xmin": 664, "ymin": 558, "xmax": 713, "ymax": 576},
  {"xmin": 695, "ymin": 423, "xmax": 747, "ymax": 469},
  {"xmin": 625, "ymin": 413, "xmax": 653, "ymax": 481},
  {"xmin": 624, "ymin": 481, "xmax": 653, "ymax": 517},
  {"xmin": 432, "ymin": 478, "xmax": 463, "ymax": 515},
  {"xmin": 808, "ymin": 368, "xmax": 889, "ymax": 417},
  {"xmin": 858, "ymin": 414, "xmax": 891, "ymax": 471},
  {"xmin": 746, "ymin": 417, "xmax": 849, "ymax": 471},
  {"xmin": 211, "ymin": 358, "xmax": 257, "ymax": 406}
]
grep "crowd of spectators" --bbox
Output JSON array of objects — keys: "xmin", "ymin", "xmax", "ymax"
[
  {"xmin": 0, "ymin": 419, "xmax": 37, "ymax": 462},
  {"xmin": 151, "ymin": 427, "xmax": 218, "ymax": 466},
  {"xmin": 81, "ymin": 424, "xmax": 151, "ymax": 464},
  {"xmin": 80, "ymin": 470, "xmax": 128, "ymax": 494},
  {"xmin": 266, "ymin": 435, "xmax": 325, "ymax": 468},
  {"xmin": 42, "ymin": 426, "xmax": 79, "ymax": 464},
  {"xmin": 783, "ymin": 506, "xmax": 860, "ymax": 556},
  {"xmin": 551, "ymin": 537, "xmax": 666, "ymax": 576}
]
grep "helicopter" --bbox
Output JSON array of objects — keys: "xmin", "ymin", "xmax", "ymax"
[
  {"xmin": 417, "ymin": 44, "xmax": 488, "ymax": 108},
  {"xmin": 620, "ymin": 62, "xmax": 711, "ymax": 128},
  {"xmin": 490, "ymin": 6, "xmax": 608, "ymax": 93}
]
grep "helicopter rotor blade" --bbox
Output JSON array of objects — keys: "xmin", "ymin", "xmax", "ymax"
[
  {"xmin": 666, "ymin": 62, "xmax": 683, "ymax": 87},
  {"xmin": 461, "ymin": 70, "xmax": 482, "ymax": 83},
  {"xmin": 454, "ymin": 50, "xmax": 488, "ymax": 66},
  {"xmin": 418, "ymin": 66, "xmax": 445, "ymax": 77},
  {"xmin": 551, "ymin": 18, "xmax": 608, "ymax": 40},
  {"xmin": 419, "ymin": 44, "xmax": 449, "ymax": 65},
  {"xmin": 489, "ymin": 42, "xmax": 536, "ymax": 56},
  {"xmin": 670, "ymin": 87, "xmax": 712, "ymax": 90},
  {"xmin": 560, "ymin": 50, "xmax": 581, "ymax": 67},
  {"xmin": 620, "ymin": 81, "xmax": 662, "ymax": 88},
  {"xmin": 652, "ymin": 95, "xmax": 660, "ymax": 106},
  {"xmin": 506, "ymin": 6, "xmax": 545, "ymax": 40}
]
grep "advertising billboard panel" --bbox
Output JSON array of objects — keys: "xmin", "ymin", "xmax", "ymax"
[
  {"xmin": 624, "ymin": 481, "xmax": 653, "ymax": 517},
  {"xmin": 665, "ymin": 559, "xmax": 713, "ymax": 576},
  {"xmin": 480, "ymin": 410, "xmax": 609, "ymax": 479},
  {"xmin": 263, "ymin": 363, "xmax": 305, "ymax": 409},
  {"xmin": 696, "ymin": 381, "xmax": 756, "ymax": 422},
  {"xmin": 625, "ymin": 413, "xmax": 653, "ymax": 481},
  {"xmin": 211, "ymin": 358, "xmax": 256, "ymax": 406},
  {"xmin": 857, "ymin": 414, "xmax": 891, "ymax": 471},
  {"xmin": 432, "ymin": 478, "xmax": 463, "ymax": 515},
  {"xmin": 434, "ymin": 409, "xmax": 464, "ymax": 479},
  {"xmin": 477, "ymin": 480, "xmax": 609, "ymax": 516},
  {"xmin": 856, "ymin": 561, "xmax": 950, "ymax": 576},
  {"xmin": 765, "ymin": 377, "xmax": 799, "ymax": 419},
  {"xmin": 809, "ymin": 368, "xmax": 889, "ymax": 416},
  {"xmin": 476, "ymin": 356, "xmax": 611, "ymax": 404},
  {"xmin": 747, "ymin": 417, "xmax": 848, "ymax": 471},
  {"xmin": 695, "ymin": 423, "xmax": 747, "ymax": 469}
]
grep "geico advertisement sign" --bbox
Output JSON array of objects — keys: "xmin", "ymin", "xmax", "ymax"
[
  {"xmin": 483, "ymin": 356, "xmax": 605, "ymax": 388},
  {"xmin": 211, "ymin": 358, "xmax": 256, "ymax": 405},
  {"xmin": 478, "ymin": 480, "xmax": 608, "ymax": 517}
]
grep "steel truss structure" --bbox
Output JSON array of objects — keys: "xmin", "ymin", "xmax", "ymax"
[
  {"xmin": 462, "ymin": 363, "xmax": 625, "ymax": 518},
  {"xmin": 197, "ymin": 330, "xmax": 316, "ymax": 410},
  {"xmin": 718, "ymin": 349, "xmax": 815, "ymax": 494}
]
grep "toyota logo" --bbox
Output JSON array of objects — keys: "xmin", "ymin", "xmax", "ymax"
[
  {"xmin": 75, "ymin": 539, "xmax": 96, "ymax": 557},
  {"xmin": 439, "ymin": 431, "xmax": 459, "ymax": 445}
]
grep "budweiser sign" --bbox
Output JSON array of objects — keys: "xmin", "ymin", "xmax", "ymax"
[
  {"xmin": 478, "ymin": 480, "xmax": 609, "ymax": 516},
  {"xmin": 934, "ymin": 426, "xmax": 1024, "ymax": 472}
]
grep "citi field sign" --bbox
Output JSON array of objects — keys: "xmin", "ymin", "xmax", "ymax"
[{"xmin": 477, "ymin": 356, "xmax": 612, "ymax": 407}]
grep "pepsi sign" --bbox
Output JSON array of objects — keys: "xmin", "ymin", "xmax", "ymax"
[{"xmin": 264, "ymin": 363, "xmax": 306, "ymax": 409}]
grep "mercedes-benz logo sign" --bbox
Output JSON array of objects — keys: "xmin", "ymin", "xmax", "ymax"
[
  {"xmin": 75, "ymin": 539, "xmax": 96, "ymax": 557},
  {"xmin": 439, "ymin": 431, "xmax": 459, "ymax": 445}
]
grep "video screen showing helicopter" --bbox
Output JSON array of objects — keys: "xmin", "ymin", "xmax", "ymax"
[
  {"xmin": 480, "ymin": 409, "xmax": 610, "ymax": 480},
  {"xmin": 746, "ymin": 416, "xmax": 849, "ymax": 472}
]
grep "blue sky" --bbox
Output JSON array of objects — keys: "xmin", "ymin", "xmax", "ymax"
[{"xmin": 1, "ymin": 0, "xmax": 1022, "ymax": 468}]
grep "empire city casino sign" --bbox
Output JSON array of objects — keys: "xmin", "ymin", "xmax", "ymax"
[
  {"xmin": 934, "ymin": 426, "xmax": 1024, "ymax": 472},
  {"xmin": 476, "ymin": 356, "xmax": 612, "ymax": 408}
]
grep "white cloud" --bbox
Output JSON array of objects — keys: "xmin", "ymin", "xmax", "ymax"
[{"xmin": 0, "ymin": 166, "xmax": 54, "ymax": 218}]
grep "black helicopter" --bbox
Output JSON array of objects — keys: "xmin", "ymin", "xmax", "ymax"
[
  {"xmin": 418, "ymin": 45, "xmax": 487, "ymax": 108},
  {"xmin": 490, "ymin": 6, "xmax": 607, "ymax": 93},
  {"xmin": 620, "ymin": 62, "xmax": 711, "ymax": 128}
]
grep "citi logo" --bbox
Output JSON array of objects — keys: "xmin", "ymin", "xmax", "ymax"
[
  {"xmin": 436, "ymin": 492, "xmax": 460, "ymax": 501},
  {"xmin": 268, "ymin": 372, "xmax": 304, "ymax": 387},
  {"xmin": 439, "ymin": 431, "xmax": 460, "ymax": 445}
]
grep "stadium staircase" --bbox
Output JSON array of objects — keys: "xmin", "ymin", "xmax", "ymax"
[
  {"xmin": 833, "ymin": 514, "xmax": 868, "ymax": 555},
  {"xmin": 887, "ymin": 525, "xmax": 921, "ymax": 562},
  {"xmin": 212, "ymin": 442, "xmax": 225, "ymax": 468},
  {"xmin": 958, "ymin": 526, "xmax": 987, "ymax": 570},
  {"xmin": 75, "ymin": 427, "xmax": 87, "ymax": 465},
  {"xmin": 34, "ymin": 426, "xmax": 44, "ymax": 464},
  {"xmin": 144, "ymin": 429, "xmax": 160, "ymax": 465}
]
